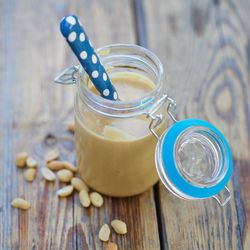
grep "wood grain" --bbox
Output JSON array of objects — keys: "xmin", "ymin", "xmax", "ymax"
[
  {"xmin": 216, "ymin": 1, "xmax": 250, "ymax": 248},
  {"xmin": 0, "ymin": 0, "xmax": 160, "ymax": 249},
  {"xmin": 143, "ymin": 0, "xmax": 249, "ymax": 249},
  {"xmin": 1, "ymin": 0, "xmax": 250, "ymax": 249}
]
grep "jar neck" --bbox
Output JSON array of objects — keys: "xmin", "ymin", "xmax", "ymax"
[{"xmin": 77, "ymin": 44, "xmax": 165, "ymax": 118}]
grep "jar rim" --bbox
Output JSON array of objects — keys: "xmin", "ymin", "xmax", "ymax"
[{"xmin": 77, "ymin": 43, "xmax": 165, "ymax": 118}]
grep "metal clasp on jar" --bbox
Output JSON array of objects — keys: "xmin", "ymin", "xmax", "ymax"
[
  {"xmin": 54, "ymin": 66, "xmax": 79, "ymax": 85},
  {"xmin": 149, "ymin": 95, "xmax": 232, "ymax": 207},
  {"xmin": 212, "ymin": 186, "xmax": 231, "ymax": 207},
  {"xmin": 147, "ymin": 94, "xmax": 177, "ymax": 140}
]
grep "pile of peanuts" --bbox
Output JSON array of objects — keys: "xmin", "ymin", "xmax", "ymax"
[{"xmin": 11, "ymin": 120, "xmax": 127, "ymax": 250}]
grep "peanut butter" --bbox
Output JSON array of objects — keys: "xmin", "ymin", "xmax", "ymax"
[{"xmin": 75, "ymin": 72, "xmax": 166, "ymax": 197}]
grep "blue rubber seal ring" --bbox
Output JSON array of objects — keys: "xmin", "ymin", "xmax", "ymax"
[{"xmin": 161, "ymin": 118, "xmax": 233, "ymax": 198}]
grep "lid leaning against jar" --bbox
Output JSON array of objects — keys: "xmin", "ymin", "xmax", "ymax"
[{"xmin": 154, "ymin": 115, "xmax": 233, "ymax": 206}]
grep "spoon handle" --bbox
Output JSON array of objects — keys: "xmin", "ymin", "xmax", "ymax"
[{"xmin": 60, "ymin": 15, "xmax": 118, "ymax": 100}]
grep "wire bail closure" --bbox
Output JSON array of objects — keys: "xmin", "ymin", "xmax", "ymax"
[
  {"xmin": 54, "ymin": 65, "xmax": 79, "ymax": 85},
  {"xmin": 212, "ymin": 186, "xmax": 231, "ymax": 207},
  {"xmin": 147, "ymin": 94, "xmax": 177, "ymax": 140},
  {"xmin": 151, "ymin": 101, "xmax": 232, "ymax": 207}
]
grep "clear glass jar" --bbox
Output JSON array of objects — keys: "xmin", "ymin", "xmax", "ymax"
[{"xmin": 74, "ymin": 44, "xmax": 167, "ymax": 197}]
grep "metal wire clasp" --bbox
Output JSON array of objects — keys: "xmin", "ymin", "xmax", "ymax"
[
  {"xmin": 147, "ymin": 94, "xmax": 177, "ymax": 140},
  {"xmin": 212, "ymin": 186, "xmax": 231, "ymax": 207},
  {"xmin": 54, "ymin": 65, "xmax": 79, "ymax": 85}
]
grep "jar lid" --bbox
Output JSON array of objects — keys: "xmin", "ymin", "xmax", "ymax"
[{"xmin": 156, "ymin": 119, "xmax": 233, "ymax": 200}]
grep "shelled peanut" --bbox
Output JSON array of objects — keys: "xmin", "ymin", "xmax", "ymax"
[
  {"xmin": 90, "ymin": 192, "xmax": 104, "ymax": 207},
  {"xmin": 99, "ymin": 224, "xmax": 111, "ymax": 242},
  {"xmin": 45, "ymin": 149, "xmax": 60, "ymax": 163},
  {"xmin": 16, "ymin": 152, "xmax": 28, "ymax": 168},
  {"xmin": 42, "ymin": 167, "xmax": 56, "ymax": 181},
  {"xmin": 24, "ymin": 168, "xmax": 36, "ymax": 182},
  {"xmin": 11, "ymin": 198, "xmax": 31, "ymax": 210},
  {"xmin": 57, "ymin": 185, "xmax": 74, "ymax": 197},
  {"xmin": 57, "ymin": 169, "xmax": 73, "ymax": 183},
  {"xmin": 71, "ymin": 177, "xmax": 89, "ymax": 192},
  {"xmin": 79, "ymin": 190, "xmax": 91, "ymax": 207},
  {"xmin": 106, "ymin": 242, "xmax": 118, "ymax": 250},
  {"xmin": 26, "ymin": 157, "xmax": 37, "ymax": 168},
  {"xmin": 111, "ymin": 219, "xmax": 127, "ymax": 235}
]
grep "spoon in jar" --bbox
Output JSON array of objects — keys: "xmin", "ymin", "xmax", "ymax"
[{"xmin": 60, "ymin": 15, "xmax": 118, "ymax": 101}]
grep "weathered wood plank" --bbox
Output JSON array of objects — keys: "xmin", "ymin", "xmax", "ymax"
[
  {"xmin": 0, "ymin": 0, "xmax": 160, "ymax": 249},
  {"xmin": 216, "ymin": 1, "xmax": 250, "ymax": 248},
  {"xmin": 143, "ymin": 0, "xmax": 248, "ymax": 249}
]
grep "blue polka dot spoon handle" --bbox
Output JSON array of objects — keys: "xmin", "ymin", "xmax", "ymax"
[{"xmin": 60, "ymin": 15, "xmax": 118, "ymax": 100}]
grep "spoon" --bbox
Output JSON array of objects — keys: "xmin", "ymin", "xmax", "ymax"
[{"xmin": 60, "ymin": 15, "xmax": 118, "ymax": 101}]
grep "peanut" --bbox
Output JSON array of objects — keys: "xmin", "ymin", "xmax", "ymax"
[
  {"xmin": 47, "ymin": 160, "xmax": 64, "ymax": 171},
  {"xmin": 66, "ymin": 120, "xmax": 75, "ymax": 133},
  {"xmin": 98, "ymin": 224, "xmax": 110, "ymax": 242},
  {"xmin": 26, "ymin": 157, "xmax": 37, "ymax": 168},
  {"xmin": 89, "ymin": 192, "xmax": 103, "ymax": 207},
  {"xmin": 11, "ymin": 198, "xmax": 30, "ymax": 210},
  {"xmin": 23, "ymin": 168, "xmax": 36, "ymax": 182},
  {"xmin": 62, "ymin": 161, "xmax": 77, "ymax": 172},
  {"xmin": 16, "ymin": 152, "xmax": 28, "ymax": 168},
  {"xmin": 106, "ymin": 242, "xmax": 118, "ymax": 250},
  {"xmin": 57, "ymin": 169, "xmax": 73, "ymax": 183},
  {"xmin": 57, "ymin": 185, "xmax": 74, "ymax": 197},
  {"xmin": 41, "ymin": 167, "xmax": 56, "ymax": 181},
  {"xmin": 45, "ymin": 149, "xmax": 59, "ymax": 163},
  {"xmin": 71, "ymin": 177, "xmax": 89, "ymax": 192},
  {"xmin": 79, "ymin": 190, "xmax": 91, "ymax": 208},
  {"xmin": 111, "ymin": 220, "xmax": 127, "ymax": 235}
]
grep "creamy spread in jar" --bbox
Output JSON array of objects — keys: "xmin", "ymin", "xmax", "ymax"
[{"xmin": 75, "ymin": 72, "xmax": 166, "ymax": 197}]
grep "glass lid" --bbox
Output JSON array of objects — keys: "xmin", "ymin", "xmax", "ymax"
[
  {"xmin": 157, "ymin": 119, "xmax": 233, "ymax": 200},
  {"xmin": 174, "ymin": 126, "xmax": 225, "ymax": 188}
]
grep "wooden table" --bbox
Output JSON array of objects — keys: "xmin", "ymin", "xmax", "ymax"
[{"xmin": 1, "ymin": 0, "xmax": 249, "ymax": 249}]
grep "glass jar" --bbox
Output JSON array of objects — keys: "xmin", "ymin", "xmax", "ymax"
[
  {"xmin": 55, "ymin": 44, "xmax": 233, "ymax": 206},
  {"xmin": 74, "ymin": 44, "xmax": 167, "ymax": 197}
]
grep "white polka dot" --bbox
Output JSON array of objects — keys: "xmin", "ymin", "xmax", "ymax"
[
  {"xmin": 89, "ymin": 40, "xmax": 93, "ymax": 47},
  {"xmin": 92, "ymin": 54, "xmax": 97, "ymax": 64},
  {"xmin": 65, "ymin": 16, "xmax": 76, "ymax": 25},
  {"xmin": 113, "ymin": 92, "xmax": 118, "ymax": 100},
  {"xmin": 79, "ymin": 33, "xmax": 85, "ymax": 42},
  {"xmin": 103, "ymin": 89, "xmax": 110, "ymax": 96},
  {"xmin": 103, "ymin": 73, "xmax": 107, "ymax": 81},
  {"xmin": 68, "ymin": 32, "xmax": 76, "ymax": 42},
  {"xmin": 92, "ymin": 70, "xmax": 99, "ymax": 78},
  {"xmin": 80, "ymin": 51, "xmax": 87, "ymax": 60},
  {"xmin": 78, "ymin": 20, "xmax": 82, "ymax": 26}
]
